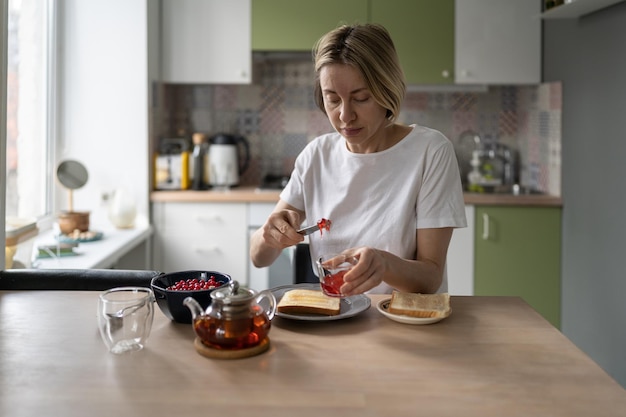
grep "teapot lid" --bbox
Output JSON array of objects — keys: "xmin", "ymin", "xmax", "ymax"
[{"xmin": 211, "ymin": 280, "xmax": 254, "ymax": 303}]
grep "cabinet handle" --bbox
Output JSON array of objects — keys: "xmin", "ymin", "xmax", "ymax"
[
  {"xmin": 193, "ymin": 245, "xmax": 220, "ymax": 254},
  {"xmin": 195, "ymin": 215, "xmax": 222, "ymax": 223},
  {"xmin": 482, "ymin": 213, "xmax": 490, "ymax": 240}
]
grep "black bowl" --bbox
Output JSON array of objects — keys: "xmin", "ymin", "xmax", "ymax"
[{"xmin": 151, "ymin": 270, "xmax": 232, "ymax": 324}]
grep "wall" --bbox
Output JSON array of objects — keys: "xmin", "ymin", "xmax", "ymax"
[
  {"xmin": 544, "ymin": 2, "xmax": 626, "ymax": 387},
  {"xmin": 56, "ymin": 0, "xmax": 152, "ymax": 221},
  {"xmin": 157, "ymin": 59, "xmax": 562, "ymax": 195}
]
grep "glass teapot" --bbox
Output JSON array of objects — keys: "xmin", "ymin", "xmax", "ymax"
[{"xmin": 183, "ymin": 281, "xmax": 276, "ymax": 350}]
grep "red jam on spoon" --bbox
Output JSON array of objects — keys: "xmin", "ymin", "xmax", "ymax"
[{"xmin": 317, "ymin": 218, "xmax": 332, "ymax": 236}]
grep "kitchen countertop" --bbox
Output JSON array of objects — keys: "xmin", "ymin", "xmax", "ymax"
[
  {"xmin": 463, "ymin": 191, "xmax": 562, "ymax": 206},
  {"xmin": 1, "ymin": 292, "xmax": 623, "ymax": 416},
  {"xmin": 151, "ymin": 187, "xmax": 283, "ymax": 203},
  {"xmin": 151, "ymin": 187, "xmax": 563, "ymax": 207}
]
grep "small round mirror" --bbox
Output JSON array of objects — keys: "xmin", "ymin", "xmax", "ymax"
[
  {"xmin": 57, "ymin": 160, "xmax": 88, "ymax": 190},
  {"xmin": 56, "ymin": 160, "xmax": 88, "ymax": 212}
]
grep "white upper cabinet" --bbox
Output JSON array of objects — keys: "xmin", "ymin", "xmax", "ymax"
[
  {"xmin": 161, "ymin": 0, "xmax": 251, "ymax": 84},
  {"xmin": 455, "ymin": 0, "xmax": 541, "ymax": 84}
]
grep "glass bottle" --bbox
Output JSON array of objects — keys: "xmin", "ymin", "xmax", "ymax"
[{"xmin": 191, "ymin": 132, "xmax": 207, "ymax": 190}]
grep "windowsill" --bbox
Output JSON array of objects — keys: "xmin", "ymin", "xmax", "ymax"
[{"xmin": 31, "ymin": 213, "xmax": 152, "ymax": 270}]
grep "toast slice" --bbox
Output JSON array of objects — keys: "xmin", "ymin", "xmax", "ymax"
[
  {"xmin": 388, "ymin": 291, "xmax": 451, "ymax": 318},
  {"xmin": 277, "ymin": 289, "xmax": 341, "ymax": 316}
]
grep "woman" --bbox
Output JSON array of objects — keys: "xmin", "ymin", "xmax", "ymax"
[{"xmin": 250, "ymin": 23, "xmax": 466, "ymax": 295}]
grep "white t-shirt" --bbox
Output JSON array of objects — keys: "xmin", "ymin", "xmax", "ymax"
[{"xmin": 280, "ymin": 124, "xmax": 467, "ymax": 293}]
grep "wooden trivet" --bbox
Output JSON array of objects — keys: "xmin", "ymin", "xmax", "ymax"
[{"xmin": 193, "ymin": 337, "xmax": 270, "ymax": 360}]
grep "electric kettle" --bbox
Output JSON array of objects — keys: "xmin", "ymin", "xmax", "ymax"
[{"xmin": 208, "ymin": 133, "xmax": 250, "ymax": 187}]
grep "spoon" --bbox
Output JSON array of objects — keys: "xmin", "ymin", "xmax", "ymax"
[
  {"xmin": 106, "ymin": 298, "xmax": 149, "ymax": 319},
  {"xmin": 105, "ymin": 297, "xmax": 151, "ymax": 333},
  {"xmin": 297, "ymin": 224, "xmax": 320, "ymax": 236}
]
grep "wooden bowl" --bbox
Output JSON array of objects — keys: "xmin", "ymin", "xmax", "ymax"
[{"xmin": 57, "ymin": 211, "xmax": 90, "ymax": 235}]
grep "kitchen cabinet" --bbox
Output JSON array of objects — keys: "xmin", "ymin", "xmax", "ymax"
[
  {"xmin": 474, "ymin": 206, "xmax": 561, "ymax": 327},
  {"xmin": 151, "ymin": 200, "xmax": 294, "ymax": 290},
  {"xmin": 161, "ymin": 0, "xmax": 251, "ymax": 84},
  {"xmin": 253, "ymin": 0, "xmax": 539, "ymax": 85},
  {"xmin": 248, "ymin": 203, "xmax": 294, "ymax": 290},
  {"xmin": 252, "ymin": 0, "xmax": 368, "ymax": 51},
  {"xmin": 152, "ymin": 202, "xmax": 248, "ymax": 282},
  {"xmin": 159, "ymin": 0, "xmax": 541, "ymax": 86},
  {"xmin": 446, "ymin": 205, "xmax": 475, "ymax": 295},
  {"xmin": 455, "ymin": 0, "xmax": 541, "ymax": 84},
  {"xmin": 252, "ymin": 0, "xmax": 453, "ymax": 85},
  {"xmin": 370, "ymin": 0, "xmax": 454, "ymax": 85}
]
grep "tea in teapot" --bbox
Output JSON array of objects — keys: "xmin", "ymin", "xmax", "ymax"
[{"xmin": 184, "ymin": 281, "xmax": 276, "ymax": 351}]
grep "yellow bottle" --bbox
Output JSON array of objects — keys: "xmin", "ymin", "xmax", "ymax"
[{"xmin": 180, "ymin": 150, "xmax": 190, "ymax": 190}]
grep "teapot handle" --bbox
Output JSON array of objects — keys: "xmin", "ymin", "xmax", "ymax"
[{"xmin": 256, "ymin": 289, "xmax": 277, "ymax": 320}]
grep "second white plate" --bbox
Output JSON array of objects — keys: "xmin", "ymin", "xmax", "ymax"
[{"xmin": 376, "ymin": 298, "xmax": 450, "ymax": 325}]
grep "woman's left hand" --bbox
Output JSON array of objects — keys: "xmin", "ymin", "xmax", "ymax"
[
  {"xmin": 337, "ymin": 228, "xmax": 452, "ymax": 295},
  {"xmin": 339, "ymin": 247, "xmax": 386, "ymax": 296}
]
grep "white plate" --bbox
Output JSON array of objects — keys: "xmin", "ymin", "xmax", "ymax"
[
  {"xmin": 376, "ymin": 298, "xmax": 450, "ymax": 325},
  {"xmin": 57, "ymin": 230, "xmax": 103, "ymax": 243},
  {"xmin": 269, "ymin": 283, "xmax": 371, "ymax": 321}
]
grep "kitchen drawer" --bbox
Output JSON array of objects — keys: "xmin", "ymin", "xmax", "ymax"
[
  {"xmin": 158, "ymin": 202, "xmax": 246, "ymax": 233},
  {"xmin": 157, "ymin": 231, "xmax": 247, "ymax": 282}
]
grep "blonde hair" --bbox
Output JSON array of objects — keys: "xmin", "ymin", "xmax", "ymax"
[{"xmin": 313, "ymin": 23, "xmax": 406, "ymax": 122}]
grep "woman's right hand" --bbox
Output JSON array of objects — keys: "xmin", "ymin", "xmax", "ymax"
[
  {"xmin": 250, "ymin": 201, "xmax": 305, "ymax": 268},
  {"xmin": 259, "ymin": 208, "xmax": 304, "ymax": 249}
]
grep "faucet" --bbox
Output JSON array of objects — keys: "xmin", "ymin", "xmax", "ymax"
[{"xmin": 500, "ymin": 145, "xmax": 518, "ymax": 185}]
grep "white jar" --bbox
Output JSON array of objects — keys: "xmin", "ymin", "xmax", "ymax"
[{"xmin": 108, "ymin": 187, "xmax": 137, "ymax": 229}]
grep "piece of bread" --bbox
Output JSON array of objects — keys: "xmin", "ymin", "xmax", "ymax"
[
  {"xmin": 277, "ymin": 289, "xmax": 341, "ymax": 316},
  {"xmin": 388, "ymin": 291, "xmax": 451, "ymax": 318}
]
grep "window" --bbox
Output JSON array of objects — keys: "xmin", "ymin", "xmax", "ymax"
[{"xmin": 5, "ymin": 0, "xmax": 56, "ymax": 220}]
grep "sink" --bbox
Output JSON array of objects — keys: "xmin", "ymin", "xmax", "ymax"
[
  {"xmin": 466, "ymin": 184, "xmax": 544, "ymax": 196},
  {"xmin": 257, "ymin": 174, "xmax": 289, "ymax": 190}
]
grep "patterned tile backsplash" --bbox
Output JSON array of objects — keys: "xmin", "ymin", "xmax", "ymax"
[{"xmin": 157, "ymin": 58, "xmax": 561, "ymax": 196}]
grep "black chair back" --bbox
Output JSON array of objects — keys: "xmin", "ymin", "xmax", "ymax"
[
  {"xmin": 0, "ymin": 269, "xmax": 163, "ymax": 291},
  {"xmin": 293, "ymin": 243, "xmax": 318, "ymax": 284}
]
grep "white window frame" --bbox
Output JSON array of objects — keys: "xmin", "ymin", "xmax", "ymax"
[
  {"xmin": 2, "ymin": 0, "xmax": 59, "ymax": 268},
  {"xmin": 4, "ymin": 0, "xmax": 58, "ymax": 227},
  {"xmin": 1, "ymin": 0, "xmax": 9, "ymax": 267}
]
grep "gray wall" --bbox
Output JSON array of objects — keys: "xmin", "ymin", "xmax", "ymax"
[{"xmin": 543, "ymin": 2, "xmax": 626, "ymax": 387}]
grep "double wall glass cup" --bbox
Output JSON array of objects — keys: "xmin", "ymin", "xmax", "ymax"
[{"xmin": 97, "ymin": 287, "xmax": 154, "ymax": 354}]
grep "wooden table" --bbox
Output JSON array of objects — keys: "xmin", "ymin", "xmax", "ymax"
[{"xmin": 1, "ymin": 291, "xmax": 624, "ymax": 417}]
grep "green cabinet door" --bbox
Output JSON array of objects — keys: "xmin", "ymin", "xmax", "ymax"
[
  {"xmin": 252, "ymin": 0, "xmax": 368, "ymax": 51},
  {"xmin": 252, "ymin": 0, "xmax": 454, "ymax": 84},
  {"xmin": 370, "ymin": 0, "xmax": 454, "ymax": 85},
  {"xmin": 474, "ymin": 206, "xmax": 561, "ymax": 328}
]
